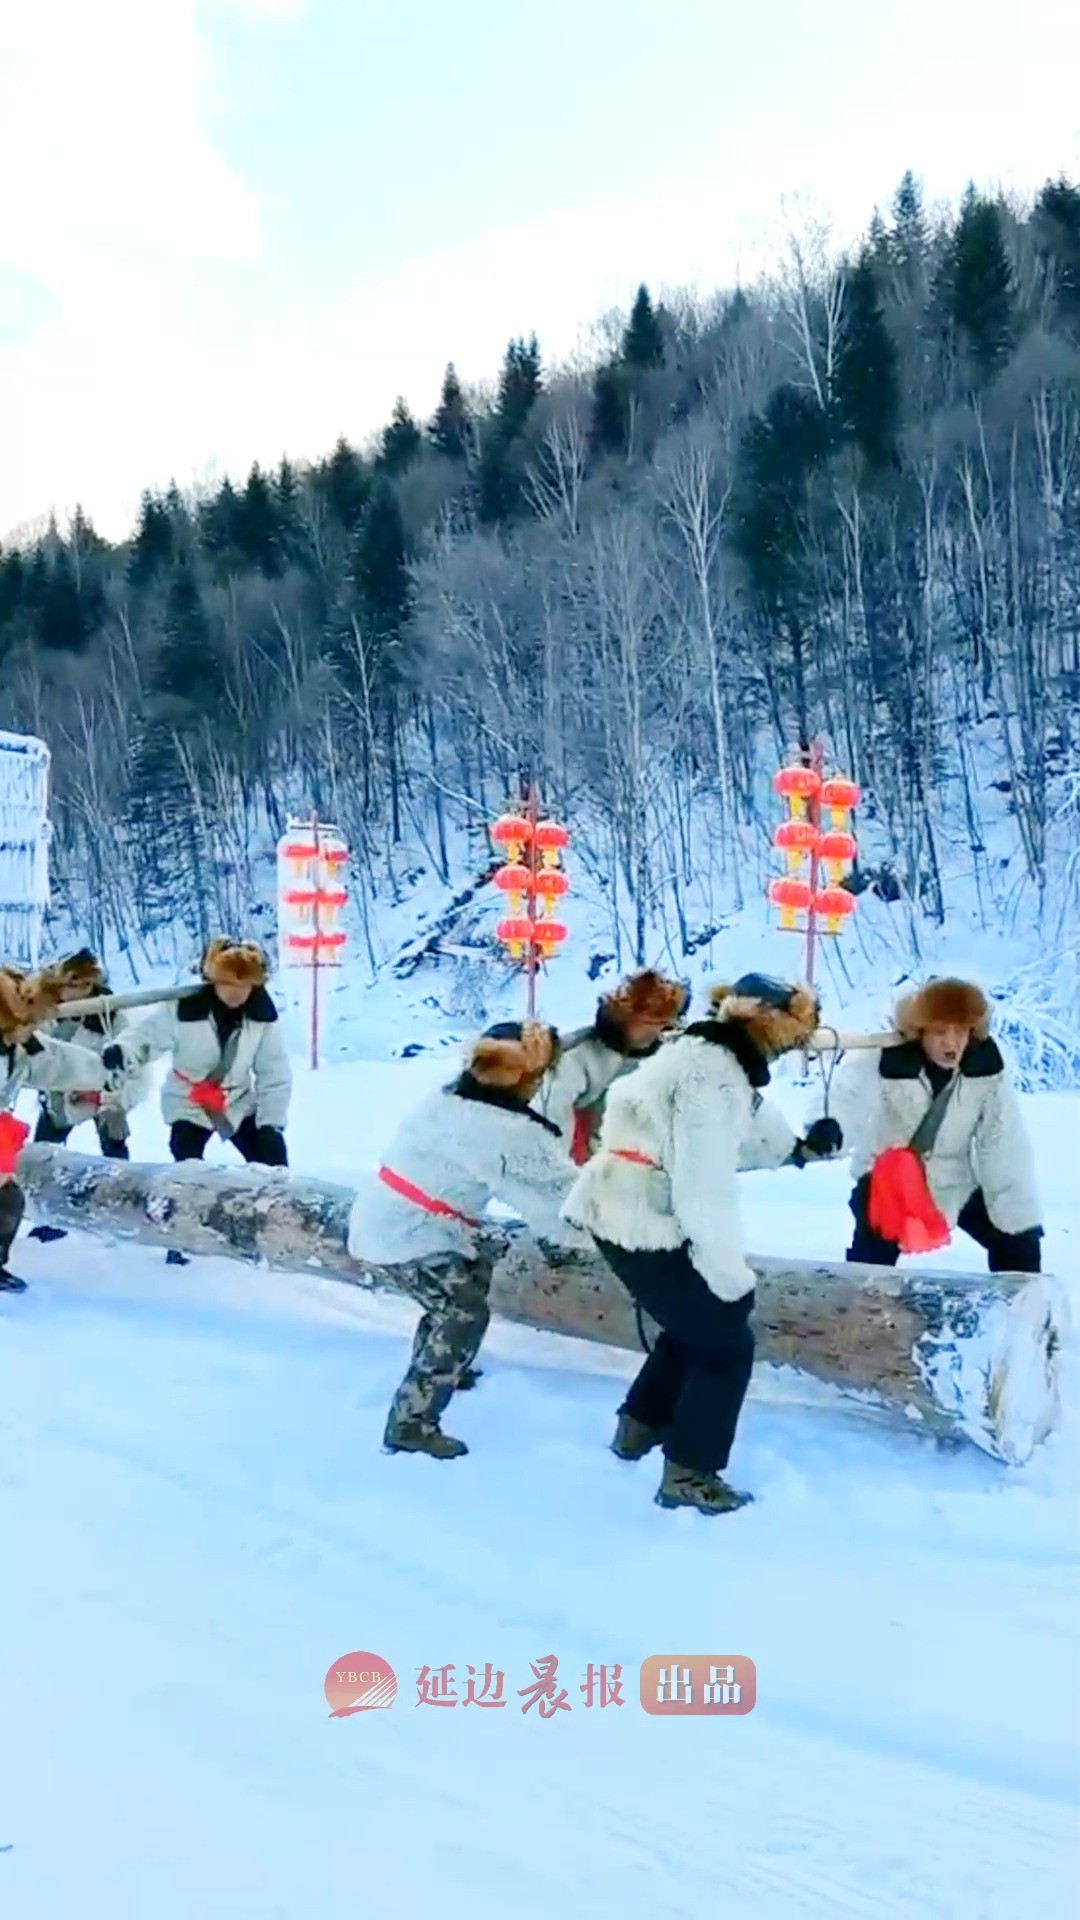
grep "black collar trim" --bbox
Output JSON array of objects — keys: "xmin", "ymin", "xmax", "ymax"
[
  {"xmin": 177, "ymin": 984, "xmax": 278, "ymax": 1024},
  {"xmin": 449, "ymin": 1072, "xmax": 563, "ymax": 1136},
  {"xmin": 680, "ymin": 1019, "xmax": 772, "ymax": 1088},
  {"xmin": 880, "ymin": 1036, "xmax": 1003, "ymax": 1081},
  {"xmin": 592, "ymin": 1003, "xmax": 661, "ymax": 1059}
]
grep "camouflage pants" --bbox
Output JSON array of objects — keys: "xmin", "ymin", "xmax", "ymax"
[{"xmin": 383, "ymin": 1241, "xmax": 501, "ymax": 1431}]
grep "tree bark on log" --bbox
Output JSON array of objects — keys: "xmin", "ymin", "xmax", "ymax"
[{"xmin": 16, "ymin": 1145, "xmax": 1068, "ymax": 1468}]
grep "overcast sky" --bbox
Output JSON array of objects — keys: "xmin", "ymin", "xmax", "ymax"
[{"xmin": 2, "ymin": 0, "xmax": 1077, "ymax": 544}]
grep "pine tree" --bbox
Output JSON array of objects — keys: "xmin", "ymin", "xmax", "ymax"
[
  {"xmin": 495, "ymin": 336, "xmax": 542, "ymax": 439},
  {"xmin": 832, "ymin": 257, "xmax": 900, "ymax": 470},
  {"xmin": 430, "ymin": 364, "xmax": 471, "ymax": 461},
  {"xmin": 621, "ymin": 284, "xmax": 665, "ymax": 370},
  {"xmin": 377, "ymin": 398, "xmax": 423, "ymax": 477},
  {"xmin": 320, "ymin": 436, "xmax": 370, "ymax": 532},
  {"xmin": 235, "ymin": 464, "xmax": 283, "ymax": 575},
  {"xmin": 153, "ymin": 560, "xmax": 222, "ymax": 709},
  {"xmin": 351, "ymin": 480, "xmax": 411, "ymax": 647},
  {"xmin": 947, "ymin": 191, "xmax": 1015, "ymax": 383},
  {"xmin": 588, "ymin": 362, "xmax": 629, "ymax": 457},
  {"xmin": 128, "ymin": 492, "xmax": 175, "ymax": 587},
  {"xmin": 35, "ymin": 548, "xmax": 96, "ymax": 653},
  {"xmin": 1032, "ymin": 176, "xmax": 1080, "ymax": 330},
  {"xmin": 890, "ymin": 171, "xmax": 928, "ymax": 274},
  {"xmin": 198, "ymin": 478, "xmax": 244, "ymax": 565}
]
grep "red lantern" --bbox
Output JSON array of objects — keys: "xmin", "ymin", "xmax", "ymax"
[
  {"xmin": 533, "ymin": 919, "xmax": 567, "ymax": 958},
  {"xmin": 816, "ymin": 829, "xmax": 856, "ymax": 883},
  {"xmin": 496, "ymin": 916, "xmax": 534, "ymax": 959},
  {"xmin": 773, "ymin": 766, "xmax": 822, "ymax": 820},
  {"xmin": 768, "ymin": 875, "xmax": 813, "ymax": 931},
  {"xmin": 820, "ymin": 777, "xmax": 860, "ymax": 827},
  {"xmin": 494, "ymin": 863, "xmax": 532, "ymax": 914},
  {"xmin": 492, "ymin": 813, "xmax": 533, "ymax": 862},
  {"xmin": 773, "ymin": 819, "xmax": 818, "ymax": 872},
  {"xmin": 812, "ymin": 885, "xmax": 855, "ymax": 934},
  {"xmin": 534, "ymin": 821, "xmax": 569, "ymax": 868},
  {"xmin": 534, "ymin": 868, "xmax": 568, "ymax": 917}
]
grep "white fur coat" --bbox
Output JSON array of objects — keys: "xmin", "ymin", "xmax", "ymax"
[
  {"xmin": 826, "ymin": 1040, "xmax": 1041, "ymax": 1233},
  {"xmin": 561, "ymin": 1030, "xmax": 798, "ymax": 1301},
  {"xmin": 40, "ymin": 1008, "xmax": 151, "ymax": 1125},
  {"xmin": 1, "ymin": 1032, "xmax": 107, "ymax": 1112},
  {"xmin": 347, "ymin": 1087, "xmax": 589, "ymax": 1267},
  {"xmin": 125, "ymin": 986, "xmax": 291, "ymax": 1132},
  {"xmin": 535, "ymin": 1030, "xmax": 644, "ymax": 1149}
]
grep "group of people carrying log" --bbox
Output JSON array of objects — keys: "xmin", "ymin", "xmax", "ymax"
[{"xmin": 1, "ymin": 941, "xmax": 1042, "ymax": 1518}]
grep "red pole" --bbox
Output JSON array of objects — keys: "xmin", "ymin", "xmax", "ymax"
[
  {"xmin": 310, "ymin": 809, "xmax": 320, "ymax": 1072},
  {"xmin": 525, "ymin": 782, "xmax": 538, "ymax": 1021},
  {"xmin": 803, "ymin": 740, "xmax": 824, "ymax": 986}
]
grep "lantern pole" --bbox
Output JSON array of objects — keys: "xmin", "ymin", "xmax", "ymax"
[
  {"xmin": 525, "ymin": 780, "xmax": 539, "ymax": 1021},
  {"xmin": 310, "ymin": 807, "xmax": 320, "ymax": 1072},
  {"xmin": 803, "ymin": 738, "xmax": 825, "ymax": 987}
]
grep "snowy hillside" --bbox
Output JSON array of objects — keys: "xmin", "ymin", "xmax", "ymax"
[{"xmin": 3, "ymin": 1055, "xmax": 1078, "ymax": 1918}]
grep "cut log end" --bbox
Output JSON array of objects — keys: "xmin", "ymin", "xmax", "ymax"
[{"xmin": 14, "ymin": 1145, "xmax": 1067, "ymax": 1468}]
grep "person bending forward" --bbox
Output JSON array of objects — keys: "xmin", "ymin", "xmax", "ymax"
[
  {"xmin": 347, "ymin": 1020, "xmax": 588, "ymax": 1459},
  {"xmin": 562, "ymin": 974, "xmax": 842, "ymax": 1516}
]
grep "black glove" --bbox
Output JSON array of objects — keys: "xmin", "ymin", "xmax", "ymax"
[
  {"xmin": 537, "ymin": 1238, "xmax": 591, "ymax": 1270},
  {"xmin": 790, "ymin": 1116, "xmax": 843, "ymax": 1165},
  {"xmin": 101, "ymin": 1044, "xmax": 125, "ymax": 1072}
]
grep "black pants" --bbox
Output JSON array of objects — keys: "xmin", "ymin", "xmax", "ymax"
[
  {"xmin": 34, "ymin": 1108, "xmax": 129, "ymax": 1160},
  {"xmin": 169, "ymin": 1115, "xmax": 288, "ymax": 1168},
  {"xmin": 0, "ymin": 1180, "xmax": 25, "ymax": 1268},
  {"xmin": 594, "ymin": 1236, "xmax": 755, "ymax": 1474},
  {"xmin": 848, "ymin": 1177, "xmax": 1042, "ymax": 1273}
]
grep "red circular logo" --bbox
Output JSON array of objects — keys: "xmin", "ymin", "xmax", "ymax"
[{"xmin": 324, "ymin": 1651, "xmax": 397, "ymax": 1717}]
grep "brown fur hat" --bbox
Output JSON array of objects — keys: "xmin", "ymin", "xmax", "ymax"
[
  {"xmin": 0, "ymin": 965, "xmax": 66, "ymax": 1044},
  {"xmin": 467, "ymin": 1020, "xmax": 559, "ymax": 1092},
  {"xmin": 707, "ymin": 974, "xmax": 820, "ymax": 1058},
  {"xmin": 895, "ymin": 978, "xmax": 990, "ymax": 1041},
  {"xmin": 39, "ymin": 947, "xmax": 105, "ymax": 1000},
  {"xmin": 601, "ymin": 968, "xmax": 688, "ymax": 1031},
  {"xmin": 201, "ymin": 937, "xmax": 269, "ymax": 989}
]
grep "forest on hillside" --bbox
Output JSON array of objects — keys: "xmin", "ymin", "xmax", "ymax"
[{"xmin": 1, "ymin": 173, "xmax": 1078, "ymax": 975}]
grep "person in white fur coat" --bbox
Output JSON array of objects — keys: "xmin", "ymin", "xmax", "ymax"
[
  {"xmin": 124, "ymin": 938, "xmax": 291, "ymax": 1166},
  {"xmin": 1, "ymin": 964, "xmax": 111, "ymax": 1291},
  {"xmin": 561, "ymin": 974, "xmax": 842, "ymax": 1516},
  {"xmin": 348, "ymin": 1019, "xmax": 588, "ymax": 1459},
  {"xmin": 33, "ymin": 948, "xmax": 149, "ymax": 1160},
  {"xmin": 534, "ymin": 968, "xmax": 689, "ymax": 1163},
  {"xmin": 831, "ymin": 976, "xmax": 1043, "ymax": 1272}
]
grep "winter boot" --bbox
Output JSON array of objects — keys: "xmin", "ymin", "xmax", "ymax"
[
  {"xmin": 28, "ymin": 1224, "xmax": 67, "ymax": 1244},
  {"xmin": 382, "ymin": 1417, "xmax": 469, "ymax": 1460},
  {"xmin": 611, "ymin": 1411, "xmax": 660, "ymax": 1461},
  {"xmin": 655, "ymin": 1459, "xmax": 753, "ymax": 1516},
  {"xmin": 0, "ymin": 1183, "xmax": 28, "ymax": 1290}
]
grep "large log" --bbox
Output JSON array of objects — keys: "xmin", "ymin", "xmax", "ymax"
[{"xmin": 15, "ymin": 1145, "xmax": 1068, "ymax": 1468}]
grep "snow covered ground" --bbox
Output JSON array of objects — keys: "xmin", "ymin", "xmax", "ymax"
[{"xmin": 2, "ymin": 1056, "xmax": 1079, "ymax": 1918}]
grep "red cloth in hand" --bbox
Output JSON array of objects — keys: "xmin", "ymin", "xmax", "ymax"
[
  {"xmin": 570, "ymin": 1108, "xmax": 596, "ymax": 1167},
  {"xmin": 867, "ymin": 1146, "xmax": 951, "ymax": 1255},
  {"xmin": 0, "ymin": 1111, "xmax": 30, "ymax": 1175},
  {"xmin": 188, "ymin": 1079, "xmax": 228, "ymax": 1118}
]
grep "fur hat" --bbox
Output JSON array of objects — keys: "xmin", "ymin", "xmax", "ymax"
[
  {"xmin": 40, "ymin": 947, "xmax": 105, "ymax": 999},
  {"xmin": 601, "ymin": 968, "xmax": 688, "ymax": 1030},
  {"xmin": 895, "ymin": 978, "xmax": 990, "ymax": 1041},
  {"xmin": 201, "ymin": 937, "xmax": 269, "ymax": 989},
  {"xmin": 0, "ymin": 965, "xmax": 65, "ymax": 1044},
  {"xmin": 467, "ymin": 1020, "xmax": 559, "ymax": 1091},
  {"xmin": 707, "ymin": 973, "xmax": 820, "ymax": 1057}
]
